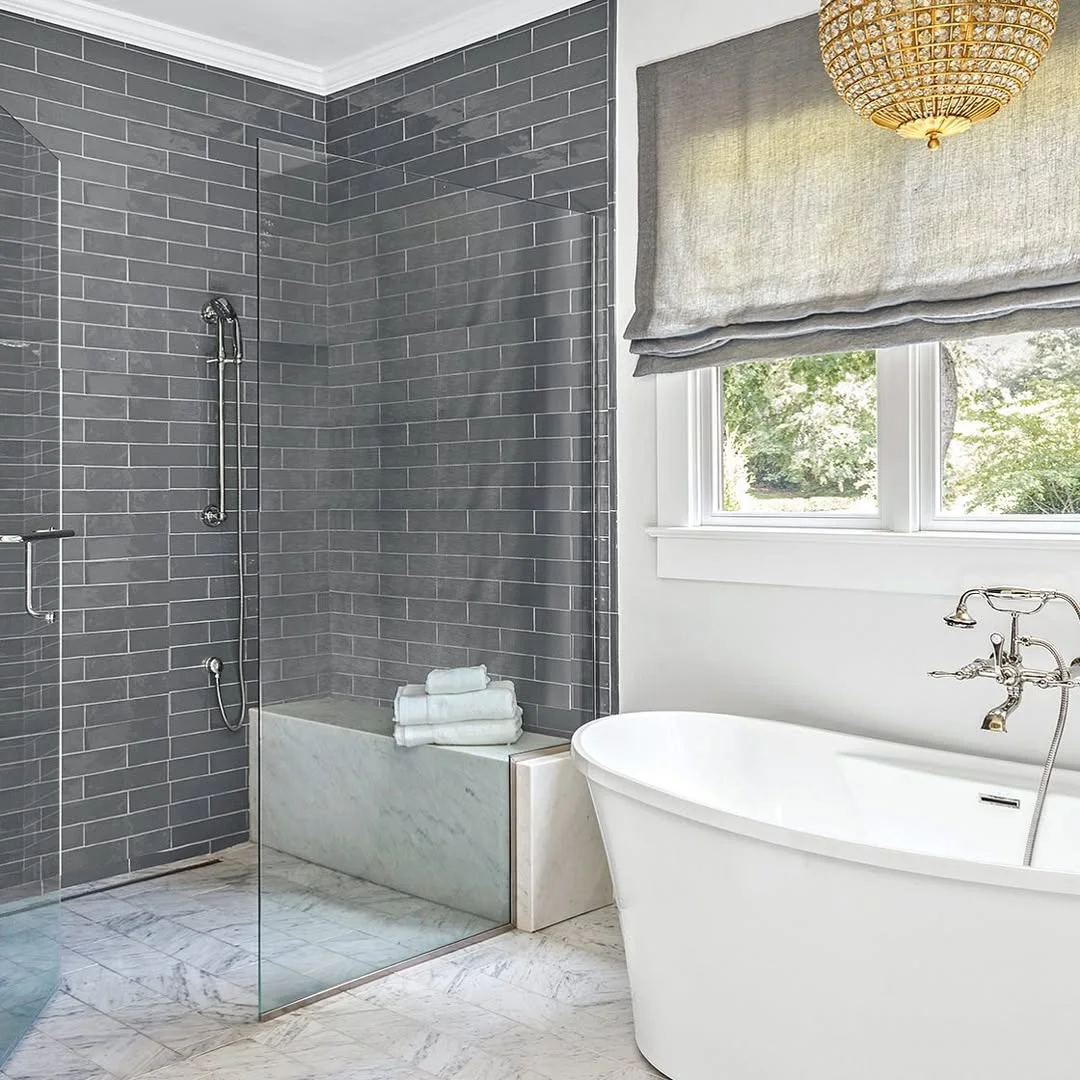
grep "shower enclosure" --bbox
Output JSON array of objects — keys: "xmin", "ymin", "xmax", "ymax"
[
  {"xmin": 252, "ymin": 142, "xmax": 610, "ymax": 1014},
  {"xmin": 0, "ymin": 116, "xmax": 612, "ymax": 1048},
  {"xmin": 0, "ymin": 109, "xmax": 62, "ymax": 1063}
]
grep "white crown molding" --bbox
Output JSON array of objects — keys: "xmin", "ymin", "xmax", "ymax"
[
  {"xmin": 2, "ymin": 0, "xmax": 579, "ymax": 97},
  {"xmin": 321, "ymin": 0, "xmax": 575, "ymax": 95}
]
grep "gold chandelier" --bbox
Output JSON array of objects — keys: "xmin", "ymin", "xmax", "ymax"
[{"xmin": 820, "ymin": 0, "xmax": 1059, "ymax": 149}]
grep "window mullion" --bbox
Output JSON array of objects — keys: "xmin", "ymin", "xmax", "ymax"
[
  {"xmin": 692, "ymin": 367, "xmax": 714, "ymax": 524},
  {"xmin": 876, "ymin": 344, "xmax": 920, "ymax": 532},
  {"xmin": 916, "ymin": 341, "xmax": 940, "ymax": 531},
  {"xmin": 708, "ymin": 367, "xmax": 721, "ymax": 518}
]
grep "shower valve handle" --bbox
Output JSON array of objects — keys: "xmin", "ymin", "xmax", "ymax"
[{"xmin": 990, "ymin": 632, "xmax": 1006, "ymax": 669}]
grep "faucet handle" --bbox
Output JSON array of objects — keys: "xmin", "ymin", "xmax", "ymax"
[
  {"xmin": 929, "ymin": 658, "xmax": 992, "ymax": 680},
  {"xmin": 990, "ymin": 632, "xmax": 1006, "ymax": 668}
]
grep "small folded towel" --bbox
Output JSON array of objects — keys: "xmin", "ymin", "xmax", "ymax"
[
  {"xmin": 394, "ymin": 711, "xmax": 523, "ymax": 748},
  {"xmin": 425, "ymin": 664, "xmax": 490, "ymax": 696},
  {"xmin": 394, "ymin": 680, "xmax": 517, "ymax": 726}
]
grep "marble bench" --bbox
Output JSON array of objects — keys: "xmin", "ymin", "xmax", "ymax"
[{"xmin": 250, "ymin": 696, "xmax": 567, "ymax": 924}]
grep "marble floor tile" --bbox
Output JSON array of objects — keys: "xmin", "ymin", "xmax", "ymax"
[
  {"xmin": 8, "ymin": 844, "xmax": 654, "ymax": 1080},
  {"xmin": 29, "ymin": 993, "xmax": 179, "ymax": 1079},
  {"xmin": 113, "ymin": 1064, "xmax": 207, "ymax": 1080},
  {"xmin": 1, "ymin": 1030, "xmax": 115, "ymax": 1080},
  {"xmin": 123, "ymin": 959, "xmax": 257, "ymax": 1021},
  {"xmin": 302, "ymin": 931, "xmax": 414, "ymax": 972},
  {"xmin": 348, "ymin": 980, "xmax": 526, "ymax": 1044},
  {"xmin": 108, "ymin": 1000, "xmax": 242, "ymax": 1059},
  {"xmin": 61, "ymin": 894, "xmax": 145, "ymax": 927},
  {"xmin": 61, "ymin": 964, "xmax": 177, "ymax": 1018},
  {"xmin": 265, "ymin": 943, "xmax": 375, "ymax": 986},
  {"xmin": 98, "ymin": 912, "xmax": 209, "ymax": 961},
  {"xmin": 252, "ymin": 959, "xmax": 336, "ymax": 1010}
]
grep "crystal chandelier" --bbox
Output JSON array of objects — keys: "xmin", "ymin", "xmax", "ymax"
[{"xmin": 820, "ymin": 1, "xmax": 1059, "ymax": 149}]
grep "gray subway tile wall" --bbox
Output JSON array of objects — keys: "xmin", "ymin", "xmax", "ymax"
[
  {"xmin": 319, "ymin": 0, "xmax": 615, "ymax": 732},
  {"xmin": 321, "ymin": 165, "xmax": 599, "ymax": 734},
  {"xmin": 0, "ymin": 116, "xmax": 61, "ymax": 896},
  {"xmin": 0, "ymin": 10, "xmax": 324, "ymax": 884},
  {"xmin": 0, "ymin": 0, "xmax": 614, "ymax": 884},
  {"xmin": 325, "ymin": 1, "xmax": 610, "ymax": 214},
  {"xmin": 257, "ymin": 144, "xmax": 330, "ymax": 707}
]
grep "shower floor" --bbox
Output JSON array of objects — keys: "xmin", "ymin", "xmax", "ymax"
[{"xmin": 2, "ymin": 844, "xmax": 500, "ymax": 1079}]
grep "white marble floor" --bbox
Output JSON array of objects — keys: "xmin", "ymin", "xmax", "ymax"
[
  {"xmin": 0, "ymin": 844, "xmax": 522, "ymax": 1080},
  {"xmin": 3, "ymin": 846, "xmax": 660, "ymax": 1080},
  {"xmin": 136, "ymin": 905, "xmax": 660, "ymax": 1080},
  {"xmin": 184, "ymin": 907, "xmax": 656, "ymax": 1080}
]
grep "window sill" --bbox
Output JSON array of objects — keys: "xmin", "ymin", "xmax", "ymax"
[{"xmin": 646, "ymin": 526, "xmax": 1080, "ymax": 595}]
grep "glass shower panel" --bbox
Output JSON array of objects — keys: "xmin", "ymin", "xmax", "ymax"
[
  {"xmin": 256, "ymin": 144, "xmax": 596, "ymax": 1015},
  {"xmin": 0, "ymin": 109, "xmax": 62, "ymax": 1064}
]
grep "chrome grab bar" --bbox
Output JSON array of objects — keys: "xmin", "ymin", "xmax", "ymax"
[{"xmin": 0, "ymin": 528, "xmax": 76, "ymax": 624}]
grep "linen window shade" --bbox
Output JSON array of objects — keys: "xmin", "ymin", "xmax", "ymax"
[{"xmin": 629, "ymin": 8, "xmax": 1080, "ymax": 377}]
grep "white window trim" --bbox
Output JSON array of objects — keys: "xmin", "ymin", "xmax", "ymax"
[
  {"xmin": 652, "ymin": 356, "xmax": 1080, "ymax": 594},
  {"xmin": 698, "ymin": 346, "xmax": 915, "ymax": 531}
]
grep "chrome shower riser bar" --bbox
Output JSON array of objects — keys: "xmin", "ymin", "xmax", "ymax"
[
  {"xmin": 200, "ymin": 295, "xmax": 248, "ymax": 735},
  {"xmin": 201, "ymin": 354, "xmax": 243, "ymax": 529}
]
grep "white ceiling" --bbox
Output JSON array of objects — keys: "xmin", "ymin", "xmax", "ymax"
[{"xmin": 6, "ymin": 0, "xmax": 573, "ymax": 93}]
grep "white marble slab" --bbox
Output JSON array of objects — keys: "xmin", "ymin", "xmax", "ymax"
[
  {"xmin": 253, "ymin": 697, "xmax": 563, "ymax": 923},
  {"xmin": 514, "ymin": 751, "xmax": 613, "ymax": 933}
]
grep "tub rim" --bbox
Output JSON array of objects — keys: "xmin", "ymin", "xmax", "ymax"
[{"xmin": 571, "ymin": 710, "xmax": 1080, "ymax": 898}]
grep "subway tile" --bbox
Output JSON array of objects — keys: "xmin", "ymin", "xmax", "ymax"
[
  {"xmin": 464, "ymin": 28, "xmax": 534, "ymax": 72},
  {"xmin": 83, "ymin": 38, "xmax": 169, "ymax": 80},
  {"xmin": 0, "ymin": 66, "xmax": 83, "ymax": 107},
  {"xmin": 36, "ymin": 100, "xmax": 126, "ymax": 140},
  {"xmin": 0, "ymin": 12, "xmax": 84, "ymax": 58},
  {"xmin": 404, "ymin": 51, "xmax": 467, "ymax": 95},
  {"xmin": 36, "ymin": 51, "xmax": 126, "ymax": 93},
  {"xmin": 83, "ymin": 134, "xmax": 169, "ymax": 170},
  {"xmin": 532, "ymin": 2, "xmax": 609, "ymax": 48}
]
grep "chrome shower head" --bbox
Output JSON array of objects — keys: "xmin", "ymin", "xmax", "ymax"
[
  {"xmin": 944, "ymin": 604, "xmax": 977, "ymax": 628},
  {"xmin": 201, "ymin": 295, "xmax": 244, "ymax": 363},
  {"xmin": 201, "ymin": 296, "xmax": 238, "ymax": 324}
]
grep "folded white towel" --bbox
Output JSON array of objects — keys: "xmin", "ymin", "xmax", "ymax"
[
  {"xmin": 394, "ymin": 680, "xmax": 517, "ymax": 726},
  {"xmin": 394, "ymin": 712, "xmax": 523, "ymax": 748},
  {"xmin": 425, "ymin": 665, "xmax": 490, "ymax": 696}
]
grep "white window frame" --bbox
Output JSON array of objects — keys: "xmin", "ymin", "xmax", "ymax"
[
  {"xmin": 697, "ymin": 345, "xmax": 914, "ymax": 531},
  {"xmin": 651, "ymin": 342, "xmax": 1080, "ymax": 594}
]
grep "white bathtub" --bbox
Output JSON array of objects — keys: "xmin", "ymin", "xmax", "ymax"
[{"xmin": 572, "ymin": 711, "xmax": 1080, "ymax": 1080}]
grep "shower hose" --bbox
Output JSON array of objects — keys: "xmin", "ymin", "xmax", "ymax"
[{"xmin": 1022, "ymin": 637, "xmax": 1070, "ymax": 868}]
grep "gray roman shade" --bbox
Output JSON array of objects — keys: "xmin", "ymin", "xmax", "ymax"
[{"xmin": 629, "ymin": 7, "xmax": 1080, "ymax": 376}]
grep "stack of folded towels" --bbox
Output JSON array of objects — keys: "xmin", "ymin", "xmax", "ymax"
[{"xmin": 393, "ymin": 665, "xmax": 523, "ymax": 748}]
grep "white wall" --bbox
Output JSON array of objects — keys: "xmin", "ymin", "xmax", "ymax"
[{"xmin": 614, "ymin": 0, "xmax": 1080, "ymax": 767}]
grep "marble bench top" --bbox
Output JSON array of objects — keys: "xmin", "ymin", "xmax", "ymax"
[{"xmin": 256, "ymin": 695, "xmax": 568, "ymax": 761}]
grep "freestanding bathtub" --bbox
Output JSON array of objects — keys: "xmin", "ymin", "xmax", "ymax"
[{"xmin": 572, "ymin": 711, "xmax": 1080, "ymax": 1080}]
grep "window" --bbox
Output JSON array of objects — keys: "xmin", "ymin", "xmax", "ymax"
[{"xmin": 700, "ymin": 329, "xmax": 1080, "ymax": 534}]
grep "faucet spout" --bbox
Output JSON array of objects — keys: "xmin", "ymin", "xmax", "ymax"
[{"xmin": 982, "ymin": 682, "xmax": 1022, "ymax": 733}]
